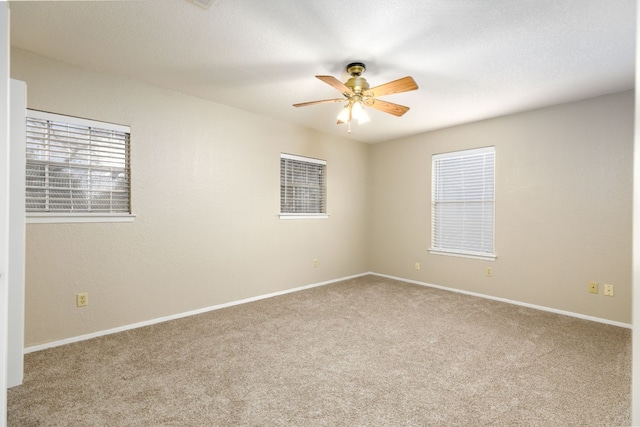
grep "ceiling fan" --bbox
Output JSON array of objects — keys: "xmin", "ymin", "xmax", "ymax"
[{"xmin": 293, "ymin": 62, "xmax": 419, "ymax": 133}]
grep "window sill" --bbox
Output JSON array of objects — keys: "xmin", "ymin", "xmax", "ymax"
[
  {"xmin": 27, "ymin": 213, "xmax": 136, "ymax": 224},
  {"xmin": 279, "ymin": 214, "xmax": 329, "ymax": 220},
  {"xmin": 428, "ymin": 249, "xmax": 496, "ymax": 261}
]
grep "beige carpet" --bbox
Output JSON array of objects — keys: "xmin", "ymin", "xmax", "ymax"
[{"xmin": 8, "ymin": 275, "xmax": 631, "ymax": 426}]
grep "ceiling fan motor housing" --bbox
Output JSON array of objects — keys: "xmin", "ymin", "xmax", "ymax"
[{"xmin": 346, "ymin": 62, "xmax": 369, "ymax": 94}]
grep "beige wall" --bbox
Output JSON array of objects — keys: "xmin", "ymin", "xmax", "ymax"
[
  {"xmin": 369, "ymin": 90, "xmax": 634, "ymax": 324},
  {"xmin": 11, "ymin": 49, "xmax": 370, "ymax": 347}
]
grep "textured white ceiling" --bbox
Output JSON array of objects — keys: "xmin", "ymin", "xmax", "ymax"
[{"xmin": 8, "ymin": 0, "xmax": 636, "ymax": 143}]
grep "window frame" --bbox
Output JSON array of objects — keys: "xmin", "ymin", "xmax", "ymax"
[
  {"xmin": 279, "ymin": 153, "xmax": 328, "ymax": 220},
  {"xmin": 25, "ymin": 109, "xmax": 134, "ymax": 224},
  {"xmin": 429, "ymin": 146, "xmax": 496, "ymax": 261}
]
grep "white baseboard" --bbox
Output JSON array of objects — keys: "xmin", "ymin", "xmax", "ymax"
[
  {"xmin": 24, "ymin": 272, "xmax": 370, "ymax": 354},
  {"xmin": 370, "ymin": 272, "xmax": 632, "ymax": 329},
  {"xmin": 25, "ymin": 270, "xmax": 630, "ymax": 353}
]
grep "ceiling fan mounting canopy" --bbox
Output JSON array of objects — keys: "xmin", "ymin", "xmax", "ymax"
[{"xmin": 346, "ymin": 62, "xmax": 366, "ymax": 75}]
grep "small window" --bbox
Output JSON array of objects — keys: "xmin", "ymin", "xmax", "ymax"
[
  {"xmin": 25, "ymin": 109, "xmax": 133, "ymax": 223},
  {"xmin": 430, "ymin": 146, "xmax": 495, "ymax": 260},
  {"xmin": 280, "ymin": 153, "xmax": 327, "ymax": 219}
]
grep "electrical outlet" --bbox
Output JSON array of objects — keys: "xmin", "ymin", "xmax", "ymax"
[
  {"xmin": 604, "ymin": 284, "xmax": 614, "ymax": 297},
  {"xmin": 313, "ymin": 259, "xmax": 318, "ymax": 268},
  {"xmin": 588, "ymin": 282, "xmax": 599, "ymax": 294},
  {"xmin": 76, "ymin": 293, "xmax": 88, "ymax": 307},
  {"xmin": 486, "ymin": 267, "xmax": 493, "ymax": 277},
  {"xmin": 415, "ymin": 262, "xmax": 420, "ymax": 271}
]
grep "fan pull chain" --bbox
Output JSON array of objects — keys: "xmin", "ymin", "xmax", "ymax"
[{"xmin": 347, "ymin": 121, "xmax": 352, "ymax": 133}]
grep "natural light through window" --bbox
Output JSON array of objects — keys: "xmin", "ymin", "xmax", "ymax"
[
  {"xmin": 430, "ymin": 146, "xmax": 495, "ymax": 260},
  {"xmin": 280, "ymin": 153, "xmax": 327, "ymax": 219},
  {"xmin": 25, "ymin": 109, "xmax": 133, "ymax": 223}
]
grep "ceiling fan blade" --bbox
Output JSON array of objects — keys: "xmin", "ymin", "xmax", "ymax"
[
  {"xmin": 367, "ymin": 99, "xmax": 410, "ymax": 117},
  {"xmin": 316, "ymin": 75, "xmax": 354, "ymax": 95},
  {"xmin": 367, "ymin": 76, "xmax": 418, "ymax": 98},
  {"xmin": 293, "ymin": 98, "xmax": 345, "ymax": 108}
]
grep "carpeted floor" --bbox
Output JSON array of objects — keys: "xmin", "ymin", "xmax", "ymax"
[{"xmin": 8, "ymin": 275, "xmax": 631, "ymax": 426}]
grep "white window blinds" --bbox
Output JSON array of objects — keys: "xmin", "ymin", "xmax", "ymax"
[
  {"xmin": 280, "ymin": 153, "xmax": 326, "ymax": 217},
  {"xmin": 26, "ymin": 110, "xmax": 131, "ymax": 214},
  {"xmin": 431, "ymin": 146, "xmax": 495, "ymax": 259}
]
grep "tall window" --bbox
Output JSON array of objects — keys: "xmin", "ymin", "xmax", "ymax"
[
  {"xmin": 26, "ymin": 109, "xmax": 132, "ymax": 222},
  {"xmin": 280, "ymin": 153, "xmax": 327, "ymax": 219},
  {"xmin": 430, "ymin": 146, "xmax": 495, "ymax": 260}
]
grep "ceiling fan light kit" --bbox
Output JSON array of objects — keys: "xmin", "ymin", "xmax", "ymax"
[{"xmin": 294, "ymin": 62, "xmax": 418, "ymax": 133}]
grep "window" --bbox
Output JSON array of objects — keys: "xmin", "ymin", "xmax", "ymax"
[
  {"xmin": 280, "ymin": 153, "xmax": 327, "ymax": 219},
  {"xmin": 25, "ymin": 109, "xmax": 133, "ymax": 223},
  {"xmin": 430, "ymin": 146, "xmax": 495, "ymax": 260}
]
